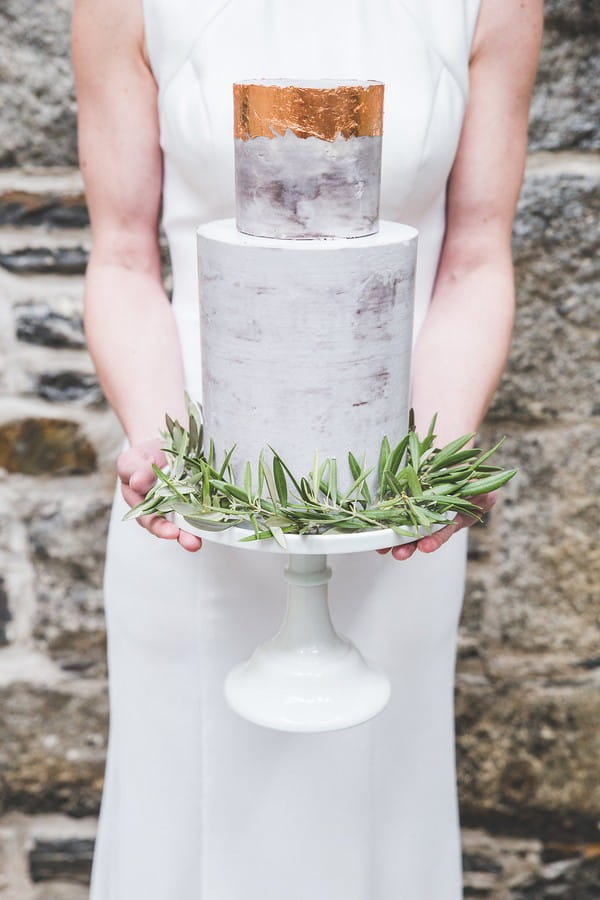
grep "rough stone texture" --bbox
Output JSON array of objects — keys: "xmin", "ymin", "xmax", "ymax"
[
  {"xmin": 490, "ymin": 169, "xmax": 600, "ymax": 424},
  {"xmin": 462, "ymin": 829, "xmax": 600, "ymax": 899},
  {"xmin": 0, "ymin": 419, "xmax": 97, "ymax": 476},
  {"xmin": 0, "ymin": 246, "xmax": 89, "ymax": 276},
  {"xmin": 456, "ymin": 674, "xmax": 600, "ymax": 839},
  {"xmin": 34, "ymin": 372, "xmax": 105, "ymax": 408},
  {"xmin": 529, "ymin": 2, "xmax": 600, "ymax": 151},
  {"xmin": 0, "ymin": 0, "xmax": 77, "ymax": 168},
  {"xmin": 0, "ymin": 192, "xmax": 88, "ymax": 229},
  {"xmin": 27, "ymin": 496, "xmax": 111, "ymax": 677},
  {"xmin": 0, "ymin": 577, "xmax": 11, "ymax": 647},
  {"xmin": 0, "ymin": 3, "xmax": 597, "ymax": 896},
  {"xmin": 0, "ymin": 813, "xmax": 96, "ymax": 898},
  {"xmin": 474, "ymin": 423, "xmax": 600, "ymax": 657},
  {"xmin": 29, "ymin": 838, "xmax": 94, "ymax": 884},
  {"xmin": 0, "ymin": 684, "xmax": 107, "ymax": 817},
  {"xmin": 14, "ymin": 298, "xmax": 85, "ymax": 350}
]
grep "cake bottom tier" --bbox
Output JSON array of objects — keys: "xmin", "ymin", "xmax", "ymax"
[{"xmin": 197, "ymin": 219, "xmax": 418, "ymax": 495}]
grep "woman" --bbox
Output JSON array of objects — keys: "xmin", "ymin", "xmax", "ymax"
[{"xmin": 73, "ymin": 0, "xmax": 542, "ymax": 897}]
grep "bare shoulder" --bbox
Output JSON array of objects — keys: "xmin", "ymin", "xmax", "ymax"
[
  {"xmin": 72, "ymin": 0, "xmax": 146, "ymax": 69},
  {"xmin": 471, "ymin": 0, "xmax": 543, "ymax": 74},
  {"xmin": 72, "ymin": 0, "xmax": 162, "ymax": 261}
]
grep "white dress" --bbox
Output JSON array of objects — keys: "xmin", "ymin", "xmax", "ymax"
[{"xmin": 90, "ymin": 1, "xmax": 481, "ymax": 898}]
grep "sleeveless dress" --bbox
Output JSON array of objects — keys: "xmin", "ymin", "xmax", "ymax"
[{"xmin": 90, "ymin": 2, "xmax": 481, "ymax": 898}]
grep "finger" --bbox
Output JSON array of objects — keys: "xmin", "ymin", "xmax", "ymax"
[
  {"xmin": 376, "ymin": 547, "xmax": 391, "ymax": 555},
  {"xmin": 117, "ymin": 449, "xmax": 166, "ymax": 493},
  {"xmin": 116, "ymin": 450, "xmax": 144, "ymax": 484},
  {"xmin": 137, "ymin": 513, "xmax": 180, "ymax": 540},
  {"xmin": 129, "ymin": 465, "xmax": 161, "ymax": 495},
  {"xmin": 177, "ymin": 530, "xmax": 203, "ymax": 552},
  {"xmin": 121, "ymin": 482, "xmax": 147, "ymax": 509},
  {"xmin": 417, "ymin": 518, "xmax": 464, "ymax": 554},
  {"xmin": 391, "ymin": 541, "xmax": 418, "ymax": 561}
]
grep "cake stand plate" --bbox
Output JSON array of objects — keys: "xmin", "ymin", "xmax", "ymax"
[{"xmin": 171, "ymin": 512, "xmax": 451, "ymax": 733}]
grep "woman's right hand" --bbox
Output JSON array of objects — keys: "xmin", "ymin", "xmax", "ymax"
[{"xmin": 117, "ymin": 438, "xmax": 202, "ymax": 552}]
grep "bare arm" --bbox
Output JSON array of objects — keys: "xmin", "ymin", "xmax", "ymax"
[
  {"xmin": 72, "ymin": 0, "xmax": 201, "ymax": 550},
  {"xmin": 381, "ymin": 0, "xmax": 543, "ymax": 560}
]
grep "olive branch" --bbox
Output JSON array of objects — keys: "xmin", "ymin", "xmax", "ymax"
[{"xmin": 124, "ymin": 398, "xmax": 516, "ymax": 548}]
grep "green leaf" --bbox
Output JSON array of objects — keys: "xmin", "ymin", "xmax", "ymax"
[
  {"xmin": 328, "ymin": 457, "xmax": 338, "ymax": 503},
  {"xmin": 268, "ymin": 523, "xmax": 287, "ymax": 549},
  {"xmin": 300, "ymin": 476, "xmax": 316, "ymax": 503},
  {"xmin": 457, "ymin": 469, "xmax": 517, "ymax": 497},
  {"xmin": 182, "ymin": 515, "xmax": 242, "ymax": 531},
  {"xmin": 260, "ymin": 456, "xmax": 280, "ymax": 507},
  {"xmin": 408, "ymin": 431, "xmax": 421, "ymax": 470},
  {"xmin": 244, "ymin": 461, "xmax": 252, "ymax": 498},
  {"xmin": 218, "ymin": 444, "xmax": 237, "ymax": 478},
  {"xmin": 266, "ymin": 447, "xmax": 303, "ymax": 494},
  {"xmin": 165, "ymin": 413, "xmax": 176, "ymax": 439},
  {"xmin": 272, "ymin": 455, "xmax": 288, "ymax": 505},
  {"xmin": 406, "ymin": 499, "xmax": 431, "ymax": 528},
  {"xmin": 189, "ymin": 415, "xmax": 199, "ymax": 453},
  {"xmin": 348, "ymin": 451, "xmax": 362, "ymax": 481},
  {"xmin": 469, "ymin": 437, "xmax": 507, "ymax": 470},
  {"xmin": 428, "ymin": 433, "xmax": 476, "ymax": 470},
  {"xmin": 405, "ymin": 464, "xmax": 423, "ymax": 497},
  {"xmin": 377, "ymin": 435, "xmax": 391, "ymax": 486},
  {"xmin": 386, "ymin": 435, "xmax": 409, "ymax": 477},
  {"xmin": 211, "ymin": 480, "xmax": 250, "ymax": 504},
  {"xmin": 426, "ymin": 412, "xmax": 438, "ymax": 442},
  {"xmin": 384, "ymin": 470, "xmax": 405, "ymax": 495},
  {"xmin": 390, "ymin": 525, "xmax": 420, "ymax": 539},
  {"xmin": 341, "ymin": 466, "xmax": 375, "ymax": 503}
]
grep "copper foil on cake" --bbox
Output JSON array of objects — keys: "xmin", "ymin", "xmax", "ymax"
[
  {"xmin": 234, "ymin": 79, "xmax": 384, "ymax": 239},
  {"xmin": 234, "ymin": 82, "xmax": 384, "ymax": 142}
]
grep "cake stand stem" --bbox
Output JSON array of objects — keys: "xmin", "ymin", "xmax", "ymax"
[
  {"xmin": 223, "ymin": 551, "xmax": 391, "ymax": 732},
  {"xmin": 272, "ymin": 554, "xmax": 343, "ymax": 654}
]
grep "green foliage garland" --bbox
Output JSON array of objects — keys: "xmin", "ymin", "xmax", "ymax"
[{"xmin": 125, "ymin": 398, "xmax": 516, "ymax": 548}]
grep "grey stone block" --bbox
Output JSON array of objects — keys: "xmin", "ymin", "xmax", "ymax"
[
  {"xmin": 0, "ymin": 683, "xmax": 107, "ymax": 816},
  {"xmin": 529, "ymin": 33, "xmax": 600, "ymax": 151},
  {"xmin": 456, "ymin": 675, "xmax": 600, "ymax": 840},
  {"xmin": 34, "ymin": 372, "xmax": 105, "ymax": 408},
  {"xmin": 490, "ymin": 170, "xmax": 600, "ymax": 424},
  {"xmin": 14, "ymin": 299, "xmax": 85, "ymax": 350},
  {"xmin": 475, "ymin": 423, "xmax": 600, "ymax": 657},
  {"xmin": 0, "ymin": 192, "xmax": 88, "ymax": 228},
  {"xmin": 0, "ymin": 247, "xmax": 88, "ymax": 276},
  {"xmin": 29, "ymin": 838, "xmax": 94, "ymax": 885},
  {"xmin": 0, "ymin": 576, "xmax": 11, "ymax": 646},
  {"xmin": 0, "ymin": 0, "xmax": 77, "ymax": 168},
  {"xmin": 0, "ymin": 419, "xmax": 97, "ymax": 476},
  {"xmin": 27, "ymin": 496, "xmax": 110, "ymax": 677}
]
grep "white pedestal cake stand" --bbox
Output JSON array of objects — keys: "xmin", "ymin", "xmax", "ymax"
[{"xmin": 171, "ymin": 513, "xmax": 448, "ymax": 734}]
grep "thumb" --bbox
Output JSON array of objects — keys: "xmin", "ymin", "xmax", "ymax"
[{"xmin": 129, "ymin": 455, "xmax": 168, "ymax": 495}]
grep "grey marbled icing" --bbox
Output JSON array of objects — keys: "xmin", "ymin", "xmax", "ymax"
[
  {"xmin": 197, "ymin": 219, "xmax": 417, "ymax": 495},
  {"xmin": 235, "ymin": 132, "xmax": 382, "ymax": 239}
]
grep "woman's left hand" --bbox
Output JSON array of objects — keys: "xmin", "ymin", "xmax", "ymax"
[{"xmin": 376, "ymin": 491, "xmax": 497, "ymax": 561}]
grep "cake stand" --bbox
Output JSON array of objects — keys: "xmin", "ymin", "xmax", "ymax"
[{"xmin": 171, "ymin": 513, "xmax": 449, "ymax": 733}]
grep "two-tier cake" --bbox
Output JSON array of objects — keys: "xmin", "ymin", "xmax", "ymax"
[{"xmin": 197, "ymin": 80, "xmax": 418, "ymax": 495}]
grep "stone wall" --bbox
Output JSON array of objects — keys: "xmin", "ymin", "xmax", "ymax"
[{"xmin": 0, "ymin": 1, "xmax": 598, "ymax": 897}]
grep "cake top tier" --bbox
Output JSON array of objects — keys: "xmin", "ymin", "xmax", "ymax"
[
  {"xmin": 234, "ymin": 79, "xmax": 383, "ymax": 143},
  {"xmin": 233, "ymin": 79, "xmax": 384, "ymax": 241}
]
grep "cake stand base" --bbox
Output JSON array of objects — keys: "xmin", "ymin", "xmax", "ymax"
[
  {"xmin": 171, "ymin": 513, "xmax": 451, "ymax": 732},
  {"xmin": 224, "ymin": 554, "xmax": 390, "ymax": 732}
]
